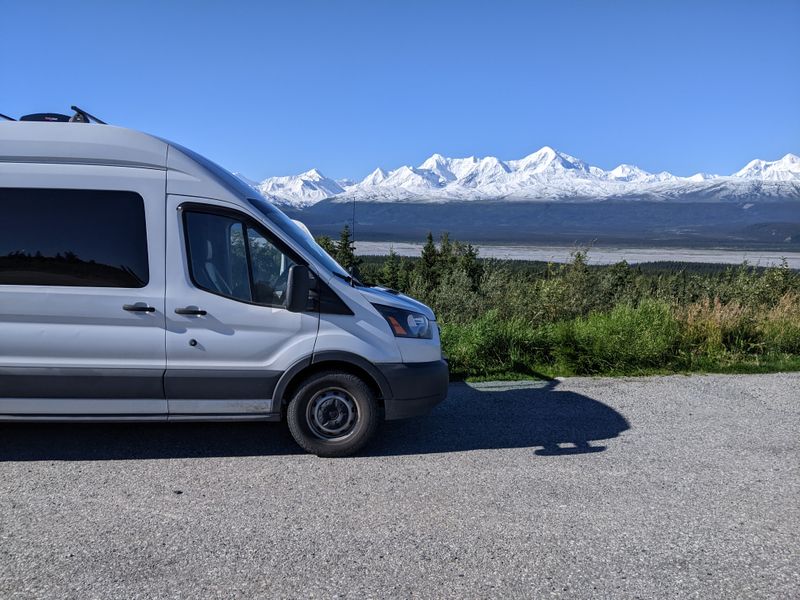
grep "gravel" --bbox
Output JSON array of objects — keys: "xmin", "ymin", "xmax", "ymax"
[{"xmin": 1, "ymin": 373, "xmax": 798, "ymax": 599}]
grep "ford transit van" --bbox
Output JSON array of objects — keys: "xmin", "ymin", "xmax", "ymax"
[{"xmin": 0, "ymin": 115, "xmax": 448, "ymax": 457}]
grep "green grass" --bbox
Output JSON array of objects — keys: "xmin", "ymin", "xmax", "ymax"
[
  {"xmin": 456, "ymin": 355, "xmax": 800, "ymax": 382},
  {"xmin": 442, "ymin": 299, "xmax": 800, "ymax": 380}
]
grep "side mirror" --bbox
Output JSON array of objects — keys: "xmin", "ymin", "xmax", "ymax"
[{"xmin": 286, "ymin": 265, "xmax": 311, "ymax": 313}]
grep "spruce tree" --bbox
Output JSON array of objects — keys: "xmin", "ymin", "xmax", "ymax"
[
  {"xmin": 417, "ymin": 231, "xmax": 439, "ymax": 290},
  {"xmin": 458, "ymin": 242, "xmax": 483, "ymax": 290},
  {"xmin": 380, "ymin": 247, "xmax": 401, "ymax": 289},
  {"xmin": 334, "ymin": 223, "xmax": 362, "ymax": 275},
  {"xmin": 436, "ymin": 232, "xmax": 454, "ymax": 283},
  {"xmin": 315, "ymin": 235, "xmax": 336, "ymax": 256}
]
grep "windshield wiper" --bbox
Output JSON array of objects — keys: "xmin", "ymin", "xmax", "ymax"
[{"xmin": 332, "ymin": 272, "xmax": 365, "ymax": 287}]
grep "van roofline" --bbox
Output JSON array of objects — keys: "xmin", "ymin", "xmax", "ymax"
[
  {"xmin": 0, "ymin": 121, "xmax": 260, "ymax": 202},
  {"xmin": 0, "ymin": 121, "xmax": 170, "ymax": 170}
]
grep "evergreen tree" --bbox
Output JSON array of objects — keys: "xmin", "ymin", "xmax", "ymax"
[
  {"xmin": 439, "ymin": 232, "xmax": 453, "ymax": 264},
  {"xmin": 380, "ymin": 246, "xmax": 401, "ymax": 289},
  {"xmin": 435, "ymin": 232, "xmax": 455, "ymax": 283},
  {"xmin": 334, "ymin": 223, "xmax": 362, "ymax": 275},
  {"xmin": 458, "ymin": 242, "xmax": 484, "ymax": 290},
  {"xmin": 399, "ymin": 258, "xmax": 414, "ymax": 292},
  {"xmin": 417, "ymin": 231, "xmax": 439, "ymax": 291},
  {"xmin": 315, "ymin": 235, "xmax": 336, "ymax": 256}
]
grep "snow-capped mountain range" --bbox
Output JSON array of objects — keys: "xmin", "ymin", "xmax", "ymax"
[{"xmin": 241, "ymin": 148, "xmax": 800, "ymax": 208}]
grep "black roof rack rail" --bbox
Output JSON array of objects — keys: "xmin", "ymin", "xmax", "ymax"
[
  {"xmin": 20, "ymin": 113, "xmax": 71, "ymax": 122},
  {"xmin": 70, "ymin": 105, "xmax": 106, "ymax": 124},
  {"xmin": 8, "ymin": 107, "xmax": 107, "ymax": 124}
]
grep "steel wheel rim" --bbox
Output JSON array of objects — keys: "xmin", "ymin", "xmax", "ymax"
[{"xmin": 306, "ymin": 387, "xmax": 359, "ymax": 440}]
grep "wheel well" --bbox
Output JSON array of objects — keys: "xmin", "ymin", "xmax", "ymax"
[{"xmin": 280, "ymin": 360, "xmax": 385, "ymax": 411}]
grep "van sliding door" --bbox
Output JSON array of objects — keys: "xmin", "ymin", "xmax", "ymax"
[{"xmin": 0, "ymin": 165, "xmax": 168, "ymax": 416}]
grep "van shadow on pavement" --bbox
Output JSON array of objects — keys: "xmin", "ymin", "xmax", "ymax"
[
  {"xmin": 0, "ymin": 379, "xmax": 629, "ymax": 461},
  {"xmin": 378, "ymin": 379, "xmax": 630, "ymax": 456}
]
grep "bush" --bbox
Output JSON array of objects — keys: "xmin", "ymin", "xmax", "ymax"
[
  {"xmin": 553, "ymin": 301, "xmax": 680, "ymax": 374},
  {"xmin": 441, "ymin": 311, "xmax": 553, "ymax": 378},
  {"xmin": 428, "ymin": 267, "xmax": 486, "ymax": 324},
  {"xmin": 679, "ymin": 299, "xmax": 760, "ymax": 357},
  {"xmin": 759, "ymin": 293, "xmax": 800, "ymax": 354}
]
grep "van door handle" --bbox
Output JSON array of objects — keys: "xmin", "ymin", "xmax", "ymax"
[
  {"xmin": 175, "ymin": 306, "xmax": 207, "ymax": 316},
  {"xmin": 123, "ymin": 303, "xmax": 156, "ymax": 313}
]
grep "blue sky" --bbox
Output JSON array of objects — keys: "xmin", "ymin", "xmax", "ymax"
[{"xmin": 3, "ymin": 1, "xmax": 799, "ymax": 181}]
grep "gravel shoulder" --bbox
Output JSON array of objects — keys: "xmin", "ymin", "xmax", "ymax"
[{"xmin": 1, "ymin": 373, "xmax": 798, "ymax": 599}]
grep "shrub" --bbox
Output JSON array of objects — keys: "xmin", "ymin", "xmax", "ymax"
[
  {"xmin": 679, "ymin": 298, "xmax": 765, "ymax": 358},
  {"xmin": 440, "ymin": 311, "xmax": 553, "ymax": 378},
  {"xmin": 428, "ymin": 267, "xmax": 486, "ymax": 324},
  {"xmin": 759, "ymin": 293, "xmax": 800, "ymax": 354},
  {"xmin": 481, "ymin": 264, "xmax": 542, "ymax": 322},
  {"xmin": 553, "ymin": 300, "xmax": 680, "ymax": 374}
]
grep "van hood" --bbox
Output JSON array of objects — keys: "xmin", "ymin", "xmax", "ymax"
[{"xmin": 357, "ymin": 286, "xmax": 436, "ymax": 321}]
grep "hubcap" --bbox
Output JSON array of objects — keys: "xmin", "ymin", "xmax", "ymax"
[{"xmin": 306, "ymin": 387, "xmax": 358, "ymax": 440}]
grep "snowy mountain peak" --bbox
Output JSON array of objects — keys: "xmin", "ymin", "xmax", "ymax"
[
  {"xmin": 360, "ymin": 167, "xmax": 389, "ymax": 186},
  {"xmin": 608, "ymin": 164, "xmax": 651, "ymax": 182},
  {"xmin": 686, "ymin": 172, "xmax": 718, "ymax": 182},
  {"xmin": 257, "ymin": 168, "xmax": 344, "ymax": 208},
  {"xmin": 510, "ymin": 146, "xmax": 556, "ymax": 169},
  {"xmin": 734, "ymin": 153, "xmax": 800, "ymax": 181},
  {"xmin": 509, "ymin": 146, "xmax": 588, "ymax": 174},
  {"xmin": 418, "ymin": 154, "xmax": 456, "ymax": 183},
  {"xmin": 382, "ymin": 165, "xmax": 443, "ymax": 189},
  {"xmin": 301, "ymin": 168, "xmax": 325, "ymax": 179},
  {"xmin": 606, "ymin": 164, "xmax": 679, "ymax": 184},
  {"xmin": 420, "ymin": 153, "xmax": 448, "ymax": 168},
  {"xmin": 527, "ymin": 145, "xmax": 557, "ymax": 160}
]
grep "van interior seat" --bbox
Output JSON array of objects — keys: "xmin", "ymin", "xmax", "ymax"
[{"xmin": 202, "ymin": 240, "xmax": 233, "ymax": 296}]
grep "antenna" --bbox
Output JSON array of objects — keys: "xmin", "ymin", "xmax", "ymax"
[
  {"xmin": 70, "ymin": 105, "xmax": 106, "ymax": 124},
  {"xmin": 0, "ymin": 113, "xmax": 16, "ymax": 121},
  {"xmin": 351, "ymin": 195, "xmax": 357, "ymax": 278}
]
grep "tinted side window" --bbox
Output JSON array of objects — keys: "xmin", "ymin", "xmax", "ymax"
[
  {"xmin": 184, "ymin": 212, "xmax": 252, "ymax": 303},
  {"xmin": 0, "ymin": 188, "xmax": 149, "ymax": 287},
  {"xmin": 247, "ymin": 227, "xmax": 296, "ymax": 305},
  {"xmin": 183, "ymin": 209, "xmax": 297, "ymax": 308}
]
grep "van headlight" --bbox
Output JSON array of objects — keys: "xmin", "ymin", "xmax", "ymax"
[{"xmin": 373, "ymin": 304, "xmax": 433, "ymax": 339}]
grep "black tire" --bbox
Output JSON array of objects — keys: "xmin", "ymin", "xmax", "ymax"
[{"xmin": 286, "ymin": 371, "xmax": 380, "ymax": 457}]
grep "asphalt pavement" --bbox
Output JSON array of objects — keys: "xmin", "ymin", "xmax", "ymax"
[{"xmin": 1, "ymin": 373, "xmax": 798, "ymax": 599}]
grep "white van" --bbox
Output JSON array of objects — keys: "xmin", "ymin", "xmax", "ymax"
[{"xmin": 0, "ymin": 112, "xmax": 448, "ymax": 457}]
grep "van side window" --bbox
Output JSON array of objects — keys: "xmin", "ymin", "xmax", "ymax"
[
  {"xmin": 0, "ymin": 188, "xmax": 149, "ymax": 287},
  {"xmin": 183, "ymin": 209, "xmax": 297, "ymax": 307}
]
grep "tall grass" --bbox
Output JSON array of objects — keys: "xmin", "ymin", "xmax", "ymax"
[{"xmin": 553, "ymin": 301, "xmax": 679, "ymax": 374}]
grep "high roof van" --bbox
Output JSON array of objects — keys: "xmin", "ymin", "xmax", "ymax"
[{"xmin": 0, "ymin": 114, "xmax": 448, "ymax": 457}]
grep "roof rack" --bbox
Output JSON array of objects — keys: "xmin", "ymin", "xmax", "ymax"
[{"xmin": 9, "ymin": 106, "xmax": 107, "ymax": 124}]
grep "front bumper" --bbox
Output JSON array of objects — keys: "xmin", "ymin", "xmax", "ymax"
[{"xmin": 377, "ymin": 359, "xmax": 449, "ymax": 420}]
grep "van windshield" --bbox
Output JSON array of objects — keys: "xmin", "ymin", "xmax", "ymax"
[{"xmin": 248, "ymin": 197, "xmax": 350, "ymax": 279}]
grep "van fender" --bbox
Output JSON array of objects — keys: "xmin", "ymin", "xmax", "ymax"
[
  {"xmin": 271, "ymin": 351, "xmax": 394, "ymax": 409},
  {"xmin": 271, "ymin": 356, "xmax": 312, "ymax": 409}
]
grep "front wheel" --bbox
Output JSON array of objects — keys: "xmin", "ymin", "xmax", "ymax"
[{"xmin": 286, "ymin": 371, "xmax": 380, "ymax": 457}]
